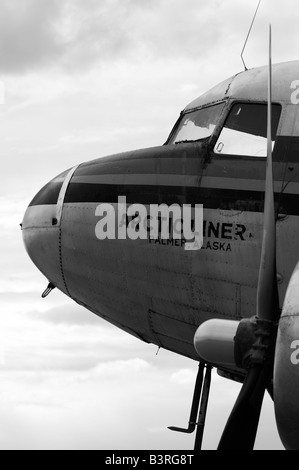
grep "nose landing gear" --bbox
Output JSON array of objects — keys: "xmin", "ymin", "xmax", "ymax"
[{"xmin": 168, "ymin": 363, "xmax": 212, "ymax": 450}]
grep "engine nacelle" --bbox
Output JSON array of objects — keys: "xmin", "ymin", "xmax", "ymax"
[{"xmin": 194, "ymin": 319, "xmax": 245, "ymax": 375}]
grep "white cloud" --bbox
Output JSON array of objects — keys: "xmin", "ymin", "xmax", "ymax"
[
  {"xmin": 70, "ymin": 358, "xmax": 152, "ymax": 383},
  {"xmin": 0, "ymin": 196, "xmax": 26, "ymax": 230},
  {"xmin": 1, "ymin": 0, "xmax": 296, "ymax": 77},
  {"xmin": 0, "ymin": 0, "xmax": 65, "ymax": 73},
  {"xmin": 170, "ymin": 368, "xmax": 196, "ymax": 385}
]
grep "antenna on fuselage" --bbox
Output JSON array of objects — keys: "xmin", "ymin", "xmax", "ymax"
[{"xmin": 241, "ymin": 0, "xmax": 262, "ymax": 71}]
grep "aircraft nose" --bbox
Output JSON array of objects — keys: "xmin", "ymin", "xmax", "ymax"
[{"xmin": 22, "ymin": 167, "xmax": 77, "ymax": 295}]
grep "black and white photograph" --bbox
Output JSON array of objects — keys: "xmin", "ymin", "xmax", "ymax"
[{"xmin": 1, "ymin": 0, "xmax": 299, "ymax": 451}]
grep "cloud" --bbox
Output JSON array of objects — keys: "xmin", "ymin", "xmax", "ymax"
[
  {"xmin": 0, "ymin": 0, "xmax": 298, "ymax": 78},
  {"xmin": 71, "ymin": 358, "xmax": 152, "ymax": 383},
  {"xmin": 57, "ymin": 0, "xmax": 242, "ymax": 70},
  {"xmin": 170, "ymin": 368, "xmax": 196, "ymax": 385},
  {"xmin": 0, "ymin": 354, "xmax": 195, "ymax": 450},
  {"xmin": 0, "ymin": 0, "xmax": 160, "ymax": 73},
  {"xmin": 0, "ymin": 0, "xmax": 261, "ymax": 75},
  {"xmin": 30, "ymin": 304, "xmax": 103, "ymax": 326},
  {"xmin": 0, "ymin": 0, "xmax": 65, "ymax": 73},
  {"xmin": 0, "ymin": 296, "xmax": 159, "ymax": 373}
]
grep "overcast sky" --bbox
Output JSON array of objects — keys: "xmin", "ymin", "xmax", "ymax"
[{"xmin": 1, "ymin": 0, "xmax": 295, "ymax": 450}]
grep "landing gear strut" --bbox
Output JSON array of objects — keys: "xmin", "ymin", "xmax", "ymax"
[{"xmin": 169, "ymin": 363, "xmax": 212, "ymax": 450}]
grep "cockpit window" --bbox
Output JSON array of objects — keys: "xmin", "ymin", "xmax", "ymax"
[
  {"xmin": 214, "ymin": 103, "xmax": 281, "ymax": 157},
  {"xmin": 169, "ymin": 103, "xmax": 226, "ymax": 145}
]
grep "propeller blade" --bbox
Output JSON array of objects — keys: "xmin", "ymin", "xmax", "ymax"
[
  {"xmin": 218, "ymin": 367, "xmax": 267, "ymax": 449},
  {"xmin": 256, "ymin": 24, "xmax": 280, "ymax": 323},
  {"xmin": 218, "ymin": 25, "xmax": 279, "ymax": 450}
]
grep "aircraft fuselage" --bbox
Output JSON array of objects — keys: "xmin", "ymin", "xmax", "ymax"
[{"xmin": 22, "ymin": 60, "xmax": 299, "ymax": 364}]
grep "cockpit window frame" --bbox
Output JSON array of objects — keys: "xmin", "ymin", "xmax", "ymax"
[
  {"xmin": 211, "ymin": 100, "xmax": 283, "ymax": 160},
  {"xmin": 164, "ymin": 100, "xmax": 229, "ymax": 146}
]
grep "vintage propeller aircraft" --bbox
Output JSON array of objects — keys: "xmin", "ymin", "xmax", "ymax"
[{"xmin": 21, "ymin": 24, "xmax": 299, "ymax": 449}]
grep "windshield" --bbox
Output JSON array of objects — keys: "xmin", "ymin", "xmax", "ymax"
[
  {"xmin": 214, "ymin": 103, "xmax": 281, "ymax": 157},
  {"xmin": 169, "ymin": 103, "xmax": 225, "ymax": 145}
]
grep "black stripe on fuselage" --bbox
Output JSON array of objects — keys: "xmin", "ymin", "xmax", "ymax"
[
  {"xmin": 64, "ymin": 182, "xmax": 299, "ymax": 215},
  {"xmin": 29, "ymin": 136, "xmax": 299, "ymax": 208},
  {"xmin": 274, "ymin": 136, "xmax": 299, "ymax": 163},
  {"xmin": 29, "ymin": 169, "xmax": 70, "ymax": 207},
  {"xmin": 29, "ymin": 181, "xmax": 63, "ymax": 207}
]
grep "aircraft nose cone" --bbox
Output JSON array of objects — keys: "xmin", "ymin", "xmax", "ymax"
[{"xmin": 22, "ymin": 168, "xmax": 75, "ymax": 295}]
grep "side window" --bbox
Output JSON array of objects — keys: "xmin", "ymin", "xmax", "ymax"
[{"xmin": 214, "ymin": 103, "xmax": 281, "ymax": 157}]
